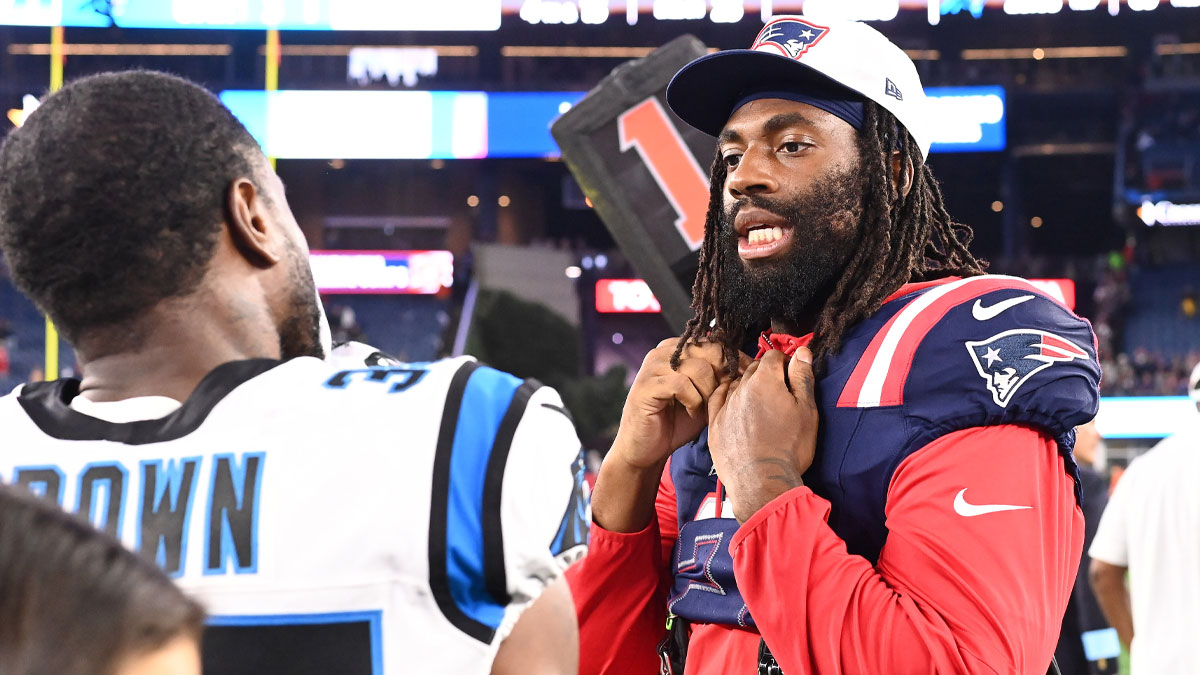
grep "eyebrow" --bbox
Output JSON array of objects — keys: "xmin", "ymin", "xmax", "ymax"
[
  {"xmin": 716, "ymin": 128, "xmax": 743, "ymax": 146},
  {"xmin": 718, "ymin": 111, "xmax": 821, "ymax": 146}
]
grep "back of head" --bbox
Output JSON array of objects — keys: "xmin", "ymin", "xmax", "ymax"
[
  {"xmin": 0, "ymin": 483, "xmax": 205, "ymax": 675},
  {"xmin": 0, "ymin": 70, "xmax": 263, "ymax": 343}
]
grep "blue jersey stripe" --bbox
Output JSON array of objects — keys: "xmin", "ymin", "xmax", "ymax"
[{"xmin": 445, "ymin": 365, "xmax": 523, "ymax": 632}]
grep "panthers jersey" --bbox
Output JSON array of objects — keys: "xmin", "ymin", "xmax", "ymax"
[{"xmin": 0, "ymin": 355, "xmax": 588, "ymax": 675}]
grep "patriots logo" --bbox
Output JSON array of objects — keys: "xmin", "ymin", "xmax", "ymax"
[
  {"xmin": 753, "ymin": 18, "xmax": 829, "ymax": 60},
  {"xmin": 966, "ymin": 329, "xmax": 1089, "ymax": 407}
]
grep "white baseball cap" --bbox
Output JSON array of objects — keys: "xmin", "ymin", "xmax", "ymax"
[{"xmin": 666, "ymin": 16, "xmax": 932, "ymax": 158}]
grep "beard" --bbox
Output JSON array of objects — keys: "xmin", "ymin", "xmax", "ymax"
[
  {"xmin": 716, "ymin": 164, "xmax": 865, "ymax": 336},
  {"xmin": 278, "ymin": 237, "xmax": 327, "ymax": 361}
]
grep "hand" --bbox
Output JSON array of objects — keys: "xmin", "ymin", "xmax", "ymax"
[
  {"xmin": 708, "ymin": 347, "xmax": 819, "ymax": 524},
  {"xmin": 593, "ymin": 337, "xmax": 747, "ymax": 533},
  {"xmin": 610, "ymin": 337, "xmax": 745, "ymax": 470}
]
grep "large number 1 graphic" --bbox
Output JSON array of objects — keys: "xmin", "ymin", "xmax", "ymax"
[{"xmin": 617, "ymin": 97, "xmax": 709, "ymax": 251}]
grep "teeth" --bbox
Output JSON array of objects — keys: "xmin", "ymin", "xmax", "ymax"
[{"xmin": 747, "ymin": 227, "xmax": 784, "ymax": 246}]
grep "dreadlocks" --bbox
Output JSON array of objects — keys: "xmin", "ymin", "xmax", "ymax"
[{"xmin": 672, "ymin": 101, "xmax": 987, "ymax": 377}]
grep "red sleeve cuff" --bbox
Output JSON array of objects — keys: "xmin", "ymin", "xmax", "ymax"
[
  {"xmin": 588, "ymin": 516, "xmax": 660, "ymax": 550},
  {"xmin": 728, "ymin": 485, "xmax": 830, "ymax": 554}
]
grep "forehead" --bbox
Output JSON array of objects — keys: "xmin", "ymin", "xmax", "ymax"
[{"xmin": 719, "ymin": 98, "xmax": 858, "ymax": 144}]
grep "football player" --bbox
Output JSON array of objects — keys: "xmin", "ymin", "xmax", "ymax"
[
  {"xmin": 569, "ymin": 18, "xmax": 1099, "ymax": 674},
  {"xmin": 0, "ymin": 71, "xmax": 585, "ymax": 675}
]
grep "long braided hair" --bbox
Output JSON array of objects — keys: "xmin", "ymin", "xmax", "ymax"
[{"xmin": 672, "ymin": 101, "xmax": 987, "ymax": 377}]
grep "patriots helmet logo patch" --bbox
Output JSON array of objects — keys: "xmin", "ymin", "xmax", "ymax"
[
  {"xmin": 753, "ymin": 18, "xmax": 830, "ymax": 60},
  {"xmin": 966, "ymin": 329, "xmax": 1089, "ymax": 407}
]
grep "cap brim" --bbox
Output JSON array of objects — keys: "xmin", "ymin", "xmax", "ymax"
[{"xmin": 666, "ymin": 49, "xmax": 861, "ymax": 137}]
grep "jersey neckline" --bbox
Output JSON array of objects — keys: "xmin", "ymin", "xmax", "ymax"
[{"xmin": 16, "ymin": 358, "xmax": 284, "ymax": 445}]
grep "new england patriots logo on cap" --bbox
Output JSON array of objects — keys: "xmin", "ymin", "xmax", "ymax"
[
  {"xmin": 965, "ymin": 329, "xmax": 1089, "ymax": 407},
  {"xmin": 753, "ymin": 17, "xmax": 829, "ymax": 61}
]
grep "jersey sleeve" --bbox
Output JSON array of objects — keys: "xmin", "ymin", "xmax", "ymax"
[
  {"xmin": 1088, "ymin": 459, "xmax": 1139, "ymax": 567},
  {"xmin": 902, "ymin": 286, "xmax": 1101, "ymax": 451},
  {"xmin": 495, "ymin": 384, "xmax": 590, "ymax": 631},
  {"xmin": 422, "ymin": 361, "xmax": 587, "ymax": 652},
  {"xmin": 567, "ymin": 460, "xmax": 679, "ymax": 675},
  {"xmin": 729, "ymin": 424, "xmax": 1084, "ymax": 674}
]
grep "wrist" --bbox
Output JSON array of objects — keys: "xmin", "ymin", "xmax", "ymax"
[
  {"xmin": 608, "ymin": 433, "xmax": 671, "ymax": 472},
  {"xmin": 725, "ymin": 459, "xmax": 805, "ymax": 524},
  {"xmin": 590, "ymin": 450, "xmax": 668, "ymax": 534}
]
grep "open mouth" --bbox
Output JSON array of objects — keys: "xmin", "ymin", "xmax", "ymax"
[{"xmin": 737, "ymin": 224, "xmax": 794, "ymax": 260}]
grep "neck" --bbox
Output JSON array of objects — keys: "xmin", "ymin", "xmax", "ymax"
[
  {"xmin": 73, "ymin": 289, "xmax": 281, "ymax": 403},
  {"xmin": 770, "ymin": 317, "xmax": 811, "ymax": 338}
]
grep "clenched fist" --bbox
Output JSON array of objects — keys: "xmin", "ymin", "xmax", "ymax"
[
  {"xmin": 708, "ymin": 347, "xmax": 820, "ymax": 524},
  {"xmin": 592, "ymin": 337, "xmax": 747, "ymax": 533}
]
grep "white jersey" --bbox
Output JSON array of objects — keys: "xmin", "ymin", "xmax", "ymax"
[
  {"xmin": 1088, "ymin": 415, "xmax": 1200, "ymax": 675},
  {"xmin": 0, "ymin": 355, "xmax": 588, "ymax": 675}
]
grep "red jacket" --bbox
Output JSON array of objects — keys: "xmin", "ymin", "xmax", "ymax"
[
  {"xmin": 568, "ymin": 425, "xmax": 1083, "ymax": 674},
  {"xmin": 568, "ymin": 277, "xmax": 1098, "ymax": 674}
]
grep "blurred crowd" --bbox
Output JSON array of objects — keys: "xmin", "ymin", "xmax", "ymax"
[
  {"xmin": 1122, "ymin": 90, "xmax": 1200, "ymax": 194},
  {"xmin": 1102, "ymin": 348, "xmax": 1200, "ymax": 397}
]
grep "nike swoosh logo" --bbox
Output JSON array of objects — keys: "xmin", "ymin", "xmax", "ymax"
[
  {"xmin": 953, "ymin": 488, "xmax": 1032, "ymax": 517},
  {"xmin": 972, "ymin": 295, "xmax": 1035, "ymax": 321}
]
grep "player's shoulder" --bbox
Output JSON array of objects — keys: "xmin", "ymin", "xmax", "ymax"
[
  {"xmin": 254, "ymin": 353, "xmax": 476, "ymax": 423},
  {"xmin": 837, "ymin": 274, "xmax": 1100, "ymax": 438},
  {"xmin": 311, "ymin": 348, "xmax": 572, "ymax": 431},
  {"xmin": 0, "ymin": 382, "xmax": 27, "ymax": 423}
]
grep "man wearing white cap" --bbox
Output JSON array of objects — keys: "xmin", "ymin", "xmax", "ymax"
[
  {"xmin": 1088, "ymin": 362, "xmax": 1200, "ymax": 674},
  {"xmin": 568, "ymin": 17, "xmax": 1101, "ymax": 674}
]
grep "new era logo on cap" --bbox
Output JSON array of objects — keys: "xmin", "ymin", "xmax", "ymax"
[
  {"xmin": 753, "ymin": 18, "xmax": 829, "ymax": 60},
  {"xmin": 885, "ymin": 78, "xmax": 903, "ymax": 101}
]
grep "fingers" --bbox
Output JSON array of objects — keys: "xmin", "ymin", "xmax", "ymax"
[
  {"xmin": 748, "ymin": 350, "xmax": 784, "ymax": 387},
  {"xmin": 708, "ymin": 381, "xmax": 731, "ymax": 427},
  {"xmin": 653, "ymin": 372, "xmax": 705, "ymax": 416},
  {"xmin": 676, "ymin": 356, "xmax": 721, "ymax": 401},
  {"xmin": 744, "ymin": 349, "xmax": 812, "ymax": 400},
  {"xmin": 741, "ymin": 357, "xmax": 763, "ymax": 381},
  {"xmin": 787, "ymin": 347, "xmax": 816, "ymax": 404}
]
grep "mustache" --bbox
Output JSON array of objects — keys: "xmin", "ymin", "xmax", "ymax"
[{"xmin": 724, "ymin": 194, "xmax": 794, "ymax": 225}]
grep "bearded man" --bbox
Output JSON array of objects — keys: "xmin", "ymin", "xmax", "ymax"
[{"xmin": 567, "ymin": 17, "xmax": 1100, "ymax": 675}]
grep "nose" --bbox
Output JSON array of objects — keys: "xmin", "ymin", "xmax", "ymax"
[{"xmin": 726, "ymin": 145, "xmax": 778, "ymax": 200}]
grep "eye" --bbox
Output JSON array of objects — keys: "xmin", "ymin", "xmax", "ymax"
[
  {"xmin": 780, "ymin": 141, "xmax": 808, "ymax": 154},
  {"xmin": 722, "ymin": 153, "xmax": 742, "ymax": 169}
]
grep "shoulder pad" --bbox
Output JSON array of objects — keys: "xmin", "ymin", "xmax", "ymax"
[{"xmin": 838, "ymin": 275, "xmax": 1100, "ymax": 439}]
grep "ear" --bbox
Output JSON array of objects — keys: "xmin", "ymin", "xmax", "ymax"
[
  {"xmin": 225, "ymin": 178, "xmax": 281, "ymax": 268},
  {"xmin": 890, "ymin": 151, "xmax": 914, "ymax": 199}
]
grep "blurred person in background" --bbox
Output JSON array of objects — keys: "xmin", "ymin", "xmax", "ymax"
[
  {"xmin": 0, "ymin": 70, "xmax": 585, "ymax": 675},
  {"xmin": 1088, "ymin": 361, "xmax": 1200, "ymax": 673},
  {"xmin": 0, "ymin": 482, "xmax": 206, "ymax": 675},
  {"xmin": 1055, "ymin": 420, "xmax": 1118, "ymax": 675}
]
